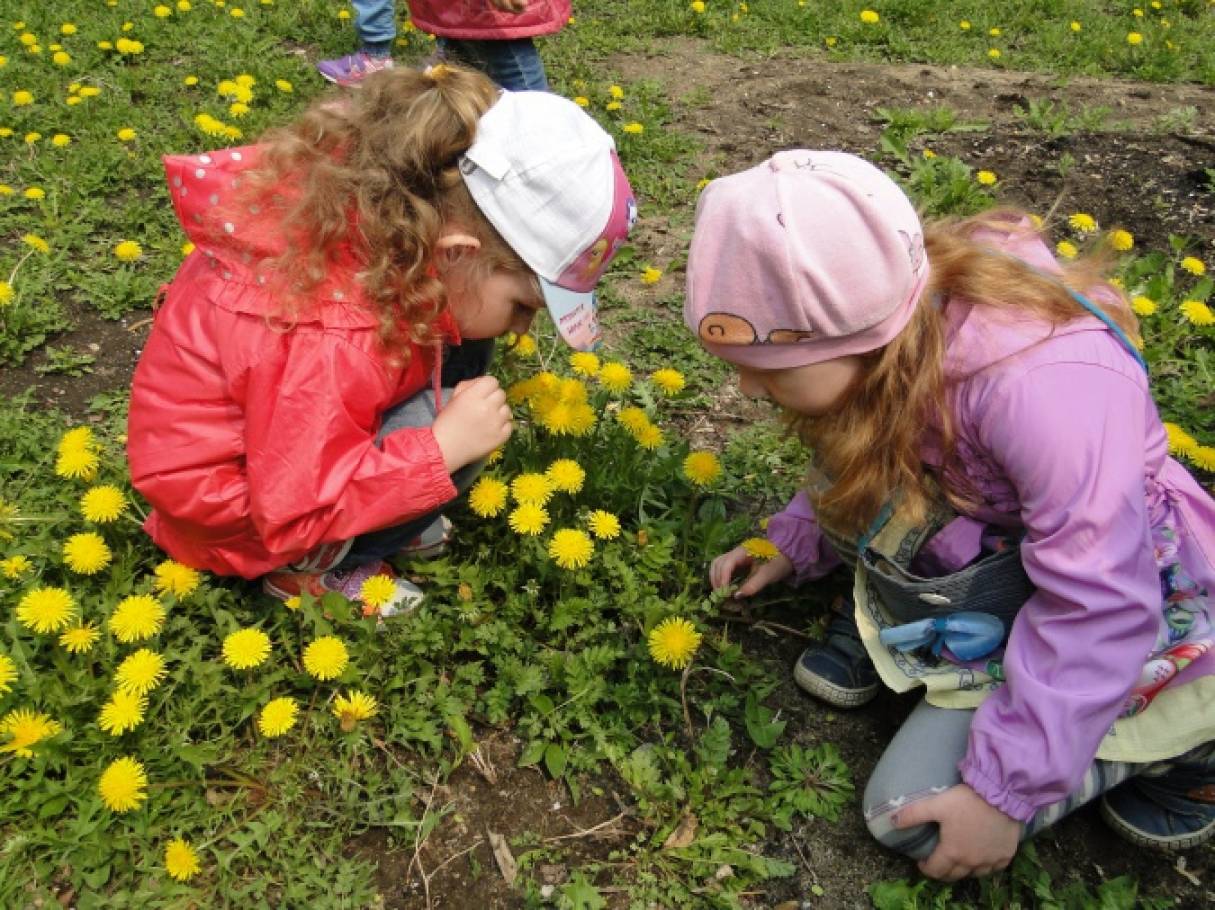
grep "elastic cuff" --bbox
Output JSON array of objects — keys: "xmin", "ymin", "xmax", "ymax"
[{"xmin": 959, "ymin": 760, "xmax": 1036, "ymax": 823}]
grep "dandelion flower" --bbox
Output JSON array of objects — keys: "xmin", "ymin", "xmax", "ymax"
[
  {"xmin": 154, "ymin": 5, "xmax": 172, "ymax": 17},
  {"xmin": 1070, "ymin": 20, "xmax": 1082, "ymax": 31},
  {"xmin": 258, "ymin": 696, "xmax": 298, "ymax": 737},
  {"xmin": 116, "ymin": 127, "xmax": 136, "ymax": 141},
  {"xmin": 63, "ymin": 532, "xmax": 112, "ymax": 574},
  {"xmin": 650, "ymin": 368, "xmax": 686, "ymax": 396},
  {"xmin": 58, "ymin": 426, "xmax": 95, "ymax": 454},
  {"xmin": 598, "ymin": 362, "xmax": 632, "ymax": 392},
  {"xmin": 303, "ymin": 636, "xmax": 349, "ymax": 680},
  {"xmin": 617, "ymin": 407, "xmax": 650, "ymax": 432},
  {"xmin": 1180, "ymin": 257, "xmax": 1206, "ymax": 277},
  {"xmin": 114, "ymin": 240, "xmax": 143, "ymax": 262},
  {"xmin": 98, "ymin": 756, "xmax": 148, "ymax": 812},
  {"xmin": 153, "ymin": 559, "xmax": 200, "ymax": 597},
  {"xmin": 648, "ymin": 617, "xmax": 703, "ymax": 670},
  {"xmin": 1180, "ymin": 300, "xmax": 1214, "ymax": 327},
  {"xmin": 622, "ymin": 122, "xmax": 644, "ymax": 135},
  {"xmin": 12, "ymin": 90, "xmax": 33, "ymax": 106},
  {"xmin": 683, "ymin": 451, "xmax": 723, "ymax": 487},
  {"xmin": 641, "ymin": 266, "xmax": 662, "ymax": 284},
  {"xmin": 742, "ymin": 537, "xmax": 780, "ymax": 560},
  {"xmin": 976, "ymin": 170, "xmax": 997, "ymax": 186},
  {"xmin": 538, "ymin": 401, "xmax": 578, "ymax": 435},
  {"xmin": 110, "ymin": 594, "xmax": 166, "ymax": 642},
  {"xmin": 468, "ymin": 476, "xmax": 509, "ymax": 518},
  {"xmin": 1068, "ymin": 213, "xmax": 1097, "ymax": 234},
  {"xmin": 1056, "ymin": 240, "xmax": 1078, "ymax": 260},
  {"xmin": 691, "ymin": 0, "xmax": 705, "ymax": 12},
  {"xmin": 24, "ymin": 187, "xmax": 45, "ymax": 200},
  {"xmin": 1163, "ymin": 423, "xmax": 1199, "ymax": 457},
  {"xmin": 284, "ymin": 595, "xmax": 302, "ymax": 611},
  {"xmin": 275, "ymin": 79, "xmax": 293, "ymax": 92},
  {"xmin": 1, "ymin": 555, "xmax": 32, "ymax": 578},
  {"xmin": 1126, "ymin": 32, "xmax": 1143, "ymax": 45},
  {"xmin": 164, "ymin": 838, "xmax": 201, "ymax": 882},
  {"xmin": 1131, "ymin": 296, "xmax": 1157, "ymax": 317},
  {"xmin": 546, "ymin": 459, "xmax": 585, "ymax": 494},
  {"xmin": 222, "ymin": 628, "xmax": 271, "ymax": 669},
  {"xmin": 332, "ymin": 690, "xmax": 379, "ymax": 731},
  {"xmin": 634, "ymin": 423, "xmax": 664, "ymax": 450},
  {"xmin": 959, "ymin": 20, "xmax": 971, "ymax": 30},
  {"xmin": 568, "ymin": 404, "xmax": 596, "ymax": 436},
  {"xmin": 569, "ymin": 352, "xmax": 600, "ymax": 376},
  {"xmin": 512, "ymin": 473, "xmax": 553, "ymax": 506},
  {"xmin": 60, "ymin": 623, "xmax": 100, "ymax": 654},
  {"xmin": 0, "ymin": 709, "xmax": 63, "ymax": 758},
  {"xmin": 55, "ymin": 447, "xmax": 99, "ymax": 481},
  {"xmin": 548, "ymin": 528, "xmax": 594, "ymax": 570},
  {"xmin": 1108, "ymin": 229, "xmax": 1134, "ymax": 252},
  {"xmin": 0, "ymin": 281, "xmax": 12, "ymax": 306},
  {"xmin": 859, "ymin": 10, "xmax": 879, "ymax": 24},
  {"xmin": 0, "ymin": 653, "xmax": 15, "ymax": 695},
  {"xmin": 22, "ymin": 233, "xmax": 50, "ymax": 253},
  {"xmin": 99, "ymin": 690, "xmax": 147, "ymax": 736},
  {"xmin": 17, "ymin": 586, "xmax": 76, "ymax": 634},
  {"xmin": 115, "ymin": 649, "xmax": 167, "ymax": 696},
  {"xmin": 988, "ymin": 48, "xmax": 1002, "ymax": 59},
  {"xmin": 508, "ymin": 503, "xmax": 549, "ymax": 536},
  {"xmin": 587, "ymin": 510, "xmax": 621, "ymax": 540},
  {"xmin": 81, "ymin": 485, "xmax": 126, "ymax": 522},
  {"xmin": 1191, "ymin": 446, "xmax": 1215, "ymax": 472}
]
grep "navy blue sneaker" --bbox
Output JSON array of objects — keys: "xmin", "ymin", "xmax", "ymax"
[
  {"xmin": 793, "ymin": 609, "xmax": 879, "ymax": 707},
  {"xmin": 1100, "ymin": 746, "xmax": 1215, "ymax": 851}
]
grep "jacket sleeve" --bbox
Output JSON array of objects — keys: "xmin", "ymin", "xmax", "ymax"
[
  {"xmin": 766, "ymin": 490, "xmax": 843, "ymax": 584},
  {"xmin": 959, "ymin": 361, "xmax": 1160, "ymax": 822},
  {"xmin": 240, "ymin": 332, "xmax": 457, "ymax": 559}
]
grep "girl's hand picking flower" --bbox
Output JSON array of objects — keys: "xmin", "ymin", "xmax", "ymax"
[
  {"xmin": 432, "ymin": 376, "xmax": 512, "ymax": 472},
  {"xmin": 891, "ymin": 784, "xmax": 1021, "ymax": 881},
  {"xmin": 710, "ymin": 545, "xmax": 793, "ymax": 598}
]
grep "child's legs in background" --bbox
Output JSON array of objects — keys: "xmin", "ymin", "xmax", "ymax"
[
  {"xmin": 353, "ymin": 0, "xmax": 397, "ymax": 55},
  {"xmin": 438, "ymin": 38, "xmax": 549, "ymax": 91},
  {"xmin": 862, "ymin": 699, "xmax": 1143, "ymax": 860}
]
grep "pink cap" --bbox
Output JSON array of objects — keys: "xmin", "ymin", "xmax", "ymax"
[{"xmin": 684, "ymin": 151, "xmax": 929, "ymax": 368}]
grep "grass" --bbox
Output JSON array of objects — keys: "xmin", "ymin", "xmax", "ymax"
[{"xmin": 1, "ymin": 1, "xmax": 1213, "ymax": 907}]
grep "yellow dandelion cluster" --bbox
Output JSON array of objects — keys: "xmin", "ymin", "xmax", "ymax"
[
  {"xmin": 546, "ymin": 459, "xmax": 585, "ymax": 494},
  {"xmin": 647, "ymin": 617, "xmax": 703, "ymax": 670},
  {"xmin": 99, "ymin": 756, "xmax": 148, "ymax": 812},
  {"xmin": 110, "ymin": 594, "xmax": 166, "ymax": 642},
  {"xmin": 0, "ymin": 709, "xmax": 63, "ymax": 758},
  {"xmin": 587, "ymin": 510, "xmax": 621, "ymax": 540},
  {"xmin": 650, "ymin": 368, "xmax": 686, "ymax": 396},
  {"xmin": 468, "ymin": 476, "xmax": 509, "ymax": 518},
  {"xmin": 303, "ymin": 636, "xmax": 349, "ymax": 680},
  {"xmin": 222, "ymin": 628, "xmax": 271, "ymax": 669},
  {"xmin": 548, "ymin": 528, "xmax": 594, "ymax": 570},
  {"xmin": 194, "ymin": 112, "xmax": 242, "ymax": 140},
  {"xmin": 55, "ymin": 426, "xmax": 100, "ymax": 481},
  {"xmin": 81, "ymin": 485, "xmax": 126, "ymax": 522},
  {"xmin": 99, "ymin": 690, "xmax": 147, "ymax": 736},
  {"xmin": 164, "ymin": 838, "xmax": 201, "ymax": 882},
  {"xmin": 508, "ymin": 503, "xmax": 549, "ymax": 536},
  {"xmin": 17, "ymin": 586, "xmax": 76, "ymax": 634},
  {"xmin": 333, "ymin": 690, "xmax": 379, "ymax": 731},
  {"xmin": 598, "ymin": 362, "xmax": 633, "ymax": 393},
  {"xmin": 683, "ymin": 451, "xmax": 723, "ymax": 487},
  {"xmin": 63, "ymin": 532, "xmax": 112, "ymax": 574},
  {"xmin": 521, "ymin": 373, "xmax": 596, "ymax": 437},
  {"xmin": 741, "ymin": 537, "xmax": 780, "ymax": 560},
  {"xmin": 1180, "ymin": 300, "xmax": 1214, "ymax": 327},
  {"xmin": 115, "ymin": 649, "xmax": 168, "ymax": 696},
  {"xmin": 59, "ymin": 623, "xmax": 100, "ymax": 654},
  {"xmin": 154, "ymin": 559, "xmax": 201, "ymax": 597},
  {"xmin": 512, "ymin": 472, "xmax": 554, "ymax": 506},
  {"xmin": 259, "ymin": 696, "xmax": 299, "ymax": 737}
]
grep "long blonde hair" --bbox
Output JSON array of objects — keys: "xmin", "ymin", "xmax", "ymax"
[
  {"xmin": 231, "ymin": 64, "xmax": 531, "ymax": 355},
  {"xmin": 791, "ymin": 209, "xmax": 1139, "ymax": 536}
]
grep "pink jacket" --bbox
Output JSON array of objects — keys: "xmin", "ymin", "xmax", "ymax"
[
  {"xmin": 408, "ymin": 1, "xmax": 571, "ymax": 40},
  {"xmin": 766, "ymin": 225, "xmax": 1215, "ymax": 822}
]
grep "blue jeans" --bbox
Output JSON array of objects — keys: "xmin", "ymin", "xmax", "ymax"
[
  {"xmin": 354, "ymin": 0, "xmax": 396, "ymax": 54},
  {"xmin": 439, "ymin": 37, "xmax": 549, "ymax": 91},
  {"xmin": 339, "ymin": 339, "xmax": 494, "ymax": 569}
]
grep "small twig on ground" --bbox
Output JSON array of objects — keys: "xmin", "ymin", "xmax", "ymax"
[
  {"xmin": 680, "ymin": 665, "xmax": 737, "ymax": 741},
  {"xmin": 406, "ymin": 773, "xmax": 444, "ymax": 910},
  {"xmin": 542, "ymin": 810, "xmax": 630, "ymax": 844},
  {"xmin": 467, "ymin": 745, "xmax": 498, "ymax": 785}
]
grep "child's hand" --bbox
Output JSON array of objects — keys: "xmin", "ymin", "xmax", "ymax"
[
  {"xmin": 890, "ymin": 784, "xmax": 1021, "ymax": 881},
  {"xmin": 431, "ymin": 376, "xmax": 513, "ymax": 473},
  {"xmin": 710, "ymin": 545, "xmax": 794, "ymax": 598}
]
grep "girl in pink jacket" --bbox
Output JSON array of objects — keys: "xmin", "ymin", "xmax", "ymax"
[{"xmin": 687, "ymin": 151, "xmax": 1215, "ymax": 878}]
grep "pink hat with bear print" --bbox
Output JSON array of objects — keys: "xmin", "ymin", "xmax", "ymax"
[{"xmin": 684, "ymin": 150, "xmax": 930, "ymax": 369}]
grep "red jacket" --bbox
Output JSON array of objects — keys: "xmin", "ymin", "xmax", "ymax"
[
  {"xmin": 127, "ymin": 146, "xmax": 460, "ymax": 579},
  {"xmin": 408, "ymin": 1, "xmax": 571, "ymax": 40}
]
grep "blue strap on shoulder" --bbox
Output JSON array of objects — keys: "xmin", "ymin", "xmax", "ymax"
[{"xmin": 1066, "ymin": 289, "xmax": 1148, "ymax": 374}]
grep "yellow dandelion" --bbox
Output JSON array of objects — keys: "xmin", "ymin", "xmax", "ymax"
[
  {"xmin": 81, "ymin": 485, "xmax": 126, "ymax": 522},
  {"xmin": 115, "ymin": 649, "xmax": 168, "ymax": 696},
  {"xmin": 683, "ymin": 451, "xmax": 723, "ymax": 487},
  {"xmin": 1127, "ymin": 32, "xmax": 1143, "ymax": 45},
  {"xmin": 548, "ymin": 528, "xmax": 594, "ymax": 570},
  {"xmin": 1, "ymin": 555, "xmax": 32, "ymax": 579},
  {"xmin": 959, "ymin": 19, "xmax": 971, "ymax": 30},
  {"xmin": 859, "ymin": 10, "xmax": 879, "ymax": 24},
  {"xmin": 164, "ymin": 838, "xmax": 201, "ymax": 882},
  {"xmin": 332, "ymin": 690, "xmax": 379, "ymax": 731},
  {"xmin": 507, "ymin": 503, "xmax": 549, "ymax": 536},
  {"xmin": 988, "ymin": 48, "xmax": 1002, "ymax": 59},
  {"xmin": 16, "ymin": 586, "xmax": 76, "ymax": 634},
  {"xmin": 569, "ymin": 352, "xmax": 600, "ymax": 376},
  {"xmin": 546, "ymin": 459, "xmax": 585, "ymax": 494},
  {"xmin": 153, "ymin": 559, "xmax": 200, "ymax": 597},
  {"xmin": 1163, "ymin": 422, "xmax": 1199, "ymax": 457},
  {"xmin": 1108, "ymin": 229, "xmax": 1134, "ymax": 252},
  {"xmin": 1191, "ymin": 446, "xmax": 1215, "ymax": 472},
  {"xmin": 641, "ymin": 266, "xmax": 662, "ymax": 284},
  {"xmin": 275, "ymin": 79, "xmax": 293, "ymax": 93},
  {"xmin": 647, "ymin": 617, "xmax": 703, "ymax": 670},
  {"xmin": 634, "ymin": 423, "xmax": 664, "ymax": 450},
  {"xmin": 976, "ymin": 170, "xmax": 997, "ymax": 186},
  {"xmin": 0, "ymin": 653, "xmax": 16, "ymax": 695},
  {"xmin": 63, "ymin": 532, "xmax": 112, "ymax": 574},
  {"xmin": 55, "ymin": 447, "xmax": 99, "ymax": 481},
  {"xmin": 98, "ymin": 756, "xmax": 148, "ymax": 812},
  {"xmin": 12, "ymin": 90, "xmax": 33, "ymax": 106},
  {"xmin": 0, "ymin": 280, "xmax": 13, "ymax": 306},
  {"xmin": 258, "ymin": 696, "xmax": 299, "ymax": 737},
  {"xmin": 221, "ymin": 628, "xmax": 271, "ymax": 670},
  {"xmin": 741, "ymin": 537, "xmax": 780, "ymax": 560},
  {"xmin": 1056, "ymin": 240, "xmax": 1079, "ymax": 260},
  {"xmin": 512, "ymin": 472, "xmax": 554, "ymax": 506},
  {"xmin": 109, "ymin": 594, "xmax": 166, "ymax": 643},
  {"xmin": 99, "ymin": 690, "xmax": 147, "ymax": 736},
  {"xmin": 609, "ymin": 84, "xmax": 624, "ymax": 100},
  {"xmin": 1070, "ymin": 20, "xmax": 1081, "ymax": 31},
  {"xmin": 622, "ymin": 122, "xmax": 644, "ymax": 135},
  {"xmin": 154, "ymin": 4, "xmax": 172, "ymax": 17},
  {"xmin": 617, "ymin": 407, "xmax": 650, "ymax": 432},
  {"xmin": 58, "ymin": 426, "xmax": 94, "ymax": 454},
  {"xmin": 0, "ymin": 709, "xmax": 63, "ymax": 758},
  {"xmin": 568, "ymin": 403, "xmax": 597, "ymax": 437},
  {"xmin": 587, "ymin": 510, "xmax": 621, "ymax": 540},
  {"xmin": 691, "ymin": 0, "xmax": 705, "ymax": 12},
  {"xmin": 114, "ymin": 240, "xmax": 142, "ymax": 262},
  {"xmin": 468, "ymin": 476, "xmax": 509, "ymax": 518},
  {"xmin": 510, "ymin": 332, "xmax": 537, "ymax": 357},
  {"xmin": 303, "ymin": 636, "xmax": 349, "ymax": 680},
  {"xmin": 598, "ymin": 362, "xmax": 633, "ymax": 392},
  {"xmin": 1180, "ymin": 300, "xmax": 1215, "ymax": 327},
  {"xmin": 1068, "ymin": 213, "xmax": 1097, "ymax": 234},
  {"xmin": 116, "ymin": 127, "xmax": 136, "ymax": 142},
  {"xmin": 650, "ymin": 368, "xmax": 686, "ymax": 396},
  {"xmin": 357, "ymin": 574, "xmax": 396, "ymax": 611},
  {"xmin": 1131, "ymin": 296, "xmax": 1157, "ymax": 317},
  {"xmin": 59, "ymin": 623, "xmax": 100, "ymax": 654},
  {"xmin": 284, "ymin": 595, "xmax": 302, "ymax": 611},
  {"xmin": 22, "ymin": 233, "xmax": 50, "ymax": 253},
  {"xmin": 24, "ymin": 187, "xmax": 46, "ymax": 200},
  {"xmin": 1180, "ymin": 256, "xmax": 1206, "ymax": 276}
]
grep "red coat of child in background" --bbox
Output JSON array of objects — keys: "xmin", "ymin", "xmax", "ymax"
[{"xmin": 408, "ymin": 0, "xmax": 571, "ymax": 40}]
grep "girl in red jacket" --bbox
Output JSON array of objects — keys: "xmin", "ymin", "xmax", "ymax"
[
  {"xmin": 127, "ymin": 65, "xmax": 636, "ymax": 613},
  {"xmin": 317, "ymin": 1, "xmax": 569, "ymax": 91}
]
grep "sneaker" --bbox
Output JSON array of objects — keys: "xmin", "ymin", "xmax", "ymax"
[
  {"xmin": 316, "ymin": 51, "xmax": 394, "ymax": 87},
  {"xmin": 263, "ymin": 559, "xmax": 423, "ymax": 618},
  {"xmin": 288, "ymin": 539, "xmax": 353, "ymax": 573},
  {"xmin": 396, "ymin": 515, "xmax": 452, "ymax": 561},
  {"xmin": 1100, "ymin": 756, "xmax": 1215, "ymax": 851},
  {"xmin": 793, "ymin": 610, "xmax": 880, "ymax": 707}
]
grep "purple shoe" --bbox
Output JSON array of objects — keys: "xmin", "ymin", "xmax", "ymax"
[{"xmin": 316, "ymin": 51, "xmax": 394, "ymax": 87}]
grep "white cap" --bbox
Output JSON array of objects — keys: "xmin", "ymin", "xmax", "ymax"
[{"xmin": 459, "ymin": 91, "xmax": 637, "ymax": 350}]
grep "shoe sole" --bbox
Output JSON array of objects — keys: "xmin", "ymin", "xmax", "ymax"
[
  {"xmin": 793, "ymin": 661, "xmax": 879, "ymax": 708},
  {"xmin": 1099, "ymin": 795, "xmax": 1215, "ymax": 852}
]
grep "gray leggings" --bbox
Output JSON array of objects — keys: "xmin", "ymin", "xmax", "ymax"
[{"xmin": 863, "ymin": 699, "xmax": 1145, "ymax": 859}]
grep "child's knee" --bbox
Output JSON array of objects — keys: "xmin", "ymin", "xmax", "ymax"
[{"xmin": 863, "ymin": 781, "xmax": 939, "ymax": 861}]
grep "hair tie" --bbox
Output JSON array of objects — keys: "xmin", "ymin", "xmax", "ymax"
[{"xmin": 424, "ymin": 62, "xmax": 451, "ymax": 83}]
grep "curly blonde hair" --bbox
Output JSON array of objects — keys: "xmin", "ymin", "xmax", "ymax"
[
  {"xmin": 230, "ymin": 64, "xmax": 532, "ymax": 356},
  {"xmin": 790, "ymin": 209, "xmax": 1139, "ymax": 536}
]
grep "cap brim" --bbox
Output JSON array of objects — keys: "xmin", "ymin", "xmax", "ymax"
[{"xmin": 541, "ymin": 279, "xmax": 601, "ymax": 352}]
